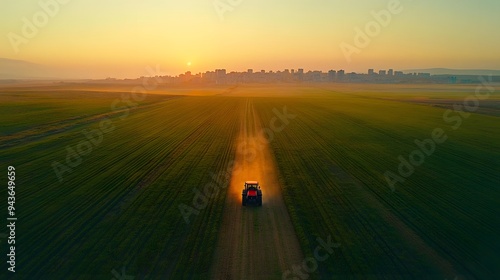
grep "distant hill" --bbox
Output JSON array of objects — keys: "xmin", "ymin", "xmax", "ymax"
[
  {"xmin": 402, "ymin": 68, "xmax": 500, "ymax": 76},
  {"xmin": 0, "ymin": 58, "xmax": 56, "ymax": 80}
]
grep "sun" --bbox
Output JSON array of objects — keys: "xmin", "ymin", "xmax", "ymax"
[{"xmin": 187, "ymin": 62, "xmax": 192, "ymax": 67}]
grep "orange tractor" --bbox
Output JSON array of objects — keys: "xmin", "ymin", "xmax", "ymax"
[{"xmin": 242, "ymin": 181, "xmax": 262, "ymax": 206}]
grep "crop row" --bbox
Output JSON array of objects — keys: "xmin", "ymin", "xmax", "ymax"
[
  {"xmin": 254, "ymin": 92, "xmax": 499, "ymax": 279},
  {"xmin": 0, "ymin": 95, "xmax": 245, "ymax": 278}
]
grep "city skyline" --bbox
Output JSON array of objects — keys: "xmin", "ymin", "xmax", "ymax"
[
  {"xmin": 72, "ymin": 66, "xmax": 500, "ymax": 86},
  {"xmin": 3, "ymin": 56, "xmax": 500, "ymax": 81},
  {"xmin": 1, "ymin": 0, "xmax": 500, "ymax": 79}
]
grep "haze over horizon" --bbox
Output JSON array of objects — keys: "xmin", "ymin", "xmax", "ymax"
[{"xmin": 1, "ymin": 0, "xmax": 499, "ymax": 79}]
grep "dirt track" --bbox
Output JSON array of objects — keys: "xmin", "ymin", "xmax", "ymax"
[{"xmin": 211, "ymin": 99, "xmax": 303, "ymax": 279}]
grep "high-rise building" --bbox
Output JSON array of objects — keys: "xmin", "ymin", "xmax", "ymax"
[
  {"xmin": 247, "ymin": 69, "xmax": 253, "ymax": 74},
  {"xmin": 312, "ymin": 71, "xmax": 322, "ymax": 82},
  {"xmin": 328, "ymin": 70, "xmax": 336, "ymax": 81},
  {"xmin": 215, "ymin": 69, "xmax": 226, "ymax": 76},
  {"xmin": 215, "ymin": 69, "xmax": 226, "ymax": 84},
  {"xmin": 297, "ymin": 68, "xmax": 304, "ymax": 81},
  {"xmin": 379, "ymin": 70, "xmax": 386, "ymax": 75},
  {"xmin": 337, "ymin": 70, "xmax": 345, "ymax": 78},
  {"xmin": 388, "ymin": 69, "xmax": 394, "ymax": 76},
  {"xmin": 368, "ymin": 69, "xmax": 374, "ymax": 75}
]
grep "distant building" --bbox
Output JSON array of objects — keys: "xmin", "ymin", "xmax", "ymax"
[
  {"xmin": 215, "ymin": 69, "xmax": 226, "ymax": 76},
  {"xmin": 328, "ymin": 70, "xmax": 336, "ymax": 81},
  {"xmin": 123, "ymin": 66, "xmax": 450, "ymax": 85},
  {"xmin": 312, "ymin": 71, "xmax": 322, "ymax": 82},
  {"xmin": 202, "ymin": 71, "xmax": 216, "ymax": 83},
  {"xmin": 297, "ymin": 68, "xmax": 304, "ymax": 81},
  {"xmin": 337, "ymin": 70, "xmax": 345, "ymax": 79},
  {"xmin": 215, "ymin": 69, "xmax": 226, "ymax": 84}
]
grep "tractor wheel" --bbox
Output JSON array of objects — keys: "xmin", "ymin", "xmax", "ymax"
[{"xmin": 242, "ymin": 197, "xmax": 246, "ymax": 206}]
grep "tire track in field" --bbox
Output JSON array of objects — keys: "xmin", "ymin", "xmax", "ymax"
[{"xmin": 211, "ymin": 99, "xmax": 303, "ymax": 279}]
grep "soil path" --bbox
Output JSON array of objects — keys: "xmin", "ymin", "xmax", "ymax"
[{"xmin": 211, "ymin": 98, "xmax": 303, "ymax": 279}]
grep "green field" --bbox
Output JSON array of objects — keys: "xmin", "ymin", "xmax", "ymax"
[{"xmin": 0, "ymin": 83, "xmax": 498, "ymax": 279}]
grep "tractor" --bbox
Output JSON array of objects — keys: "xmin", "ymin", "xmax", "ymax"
[{"xmin": 242, "ymin": 181, "xmax": 262, "ymax": 206}]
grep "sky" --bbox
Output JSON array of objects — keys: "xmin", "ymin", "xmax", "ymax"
[{"xmin": 1, "ymin": 0, "xmax": 499, "ymax": 79}]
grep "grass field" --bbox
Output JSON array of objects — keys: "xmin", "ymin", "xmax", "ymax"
[
  {"xmin": 1, "ymin": 86, "xmax": 243, "ymax": 278},
  {"xmin": 0, "ymin": 83, "xmax": 498, "ymax": 279},
  {"xmin": 254, "ymin": 88, "xmax": 499, "ymax": 278}
]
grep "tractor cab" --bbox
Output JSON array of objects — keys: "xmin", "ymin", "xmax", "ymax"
[{"xmin": 242, "ymin": 181, "xmax": 262, "ymax": 206}]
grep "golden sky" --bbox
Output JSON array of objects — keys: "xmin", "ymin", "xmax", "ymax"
[{"xmin": 1, "ymin": 0, "xmax": 499, "ymax": 78}]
